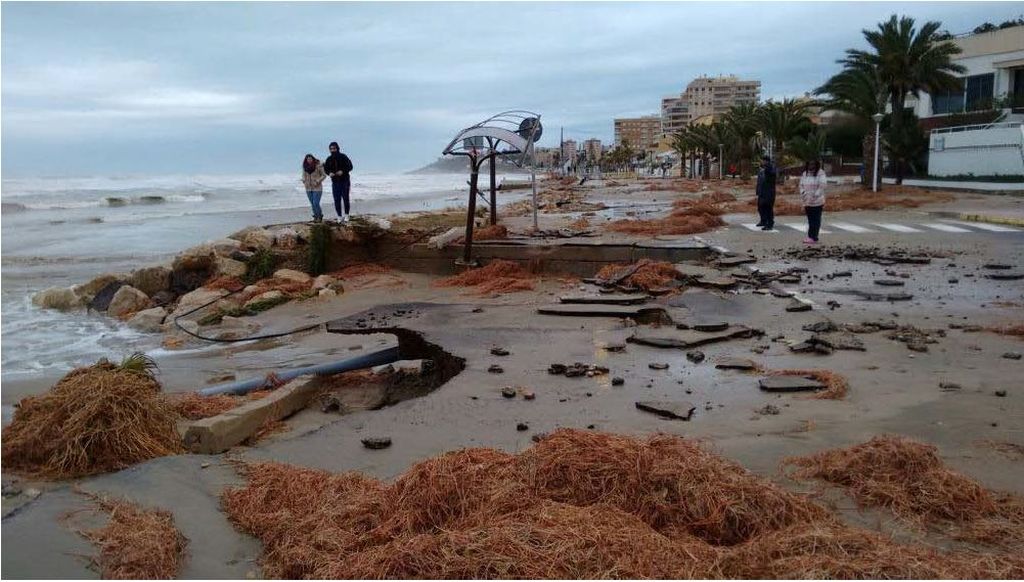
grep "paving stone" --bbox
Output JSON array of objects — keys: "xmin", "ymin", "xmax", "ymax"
[
  {"xmin": 635, "ymin": 400, "xmax": 695, "ymax": 420},
  {"xmin": 558, "ymin": 293, "xmax": 648, "ymax": 305},
  {"xmin": 629, "ymin": 325, "xmax": 763, "ymax": 349},
  {"xmin": 714, "ymin": 357, "xmax": 759, "ymax": 371},
  {"xmin": 758, "ymin": 375, "xmax": 825, "ymax": 392}
]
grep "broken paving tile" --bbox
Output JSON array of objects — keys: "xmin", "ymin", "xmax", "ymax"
[
  {"xmin": 559, "ymin": 293, "xmax": 648, "ymax": 305},
  {"xmin": 758, "ymin": 376, "xmax": 825, "ymax": 393},
  {"xmin": 785, "ymin": 299, "xmax": 812, "ymax": 312},
  {"xmin": 802, "ymin": 320, "xmax": 838, "ymax": 333},
  {"xmin": 629, "ymin": 325, "xmax": 763, "ymax": 349},
  {"xmin": 714, "ymin": 357, "xmax": 759, "ymax": 371},
  {"xmin": 716, "ymin": 255, "xmax": 756, "ymax": 267},
  {"xmin": 361, "ymin": 437, "xmax": 392, "ymax": 450},
  {"xmin": 635, "ymin": 400, "xmax": 695, "ymax": 420},
  {"xmin": 686, "ymin": 350, "xmax": 706, "ymax": 363}
]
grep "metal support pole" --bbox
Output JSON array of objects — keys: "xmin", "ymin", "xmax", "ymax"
[
  {"xmin": 463, "ymin": 157, "xmax": 479, "ymax": 265},
  {"xmin": 489, "ymin": 155, "xmax": 497, "ymax": 225},
  {"xmin": 531, "ymin": 150, "xmax": 539, "ymax": 231},
  {"xmin": 873, "ymin": 119, "xmax": 882, "ymax": 193}
]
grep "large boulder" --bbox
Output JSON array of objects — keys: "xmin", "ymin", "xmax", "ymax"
[
  {"xmin": 211, "ymin": 238, "xmax": 243, "ymax": 256},
  {"xmin": 273, "ymin": 269, "xmax": 311, "ymax": 284},
  {"xmin": 240, "ymin": 228, "xmax": 275, "ymax": 250},
  {"xmin": 130, "ymin": 266, "xmax": 171, "ymax": 296},
  {"xmin": 244, "ymin": 290, "xmax": 284, "ymax": 310},
  {"xmin": 72, "ymin": 273, "xmax": 127, "ymax": 302},
  {"xmin": 273, "ymin": 227, "xmax": 301, "ymax": 250},
  {"xmin": 126, "ymin": 306, "xmax": 167, "ymax": 332},
  {"xmin": 214, "ymin": 256, "xmax": 248, "ymax": 279},
  {"xmin": 107, "ymin": 285, "xmax": 151, "ymax": 318},
  {"xmin": 172, "ymin": 244, "xmax": 216, "ymax": 272},
  {"xmin": 89, "ymin": 281, "xmax": 128, "ymax": 312},
  {"xmin": 311, "ymin": 274, "xmax": 335, "ymax": 290},
  {"xmin": 32, "ymin": 286, "xmax": 82, "ymax": 311},
  {"xmin": 170, "ymin": 287, "xmax": 229, "ymax": 319}
]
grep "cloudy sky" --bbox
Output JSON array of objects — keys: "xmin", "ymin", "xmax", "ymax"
[{"xmin": 2, "ymin": 1, "xmax": 1018, "ymax": 177}]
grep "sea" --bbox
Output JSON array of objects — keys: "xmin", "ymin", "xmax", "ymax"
[{"xmin": 0, "ymin": 171, "xmax": 478, "ymax": 394}]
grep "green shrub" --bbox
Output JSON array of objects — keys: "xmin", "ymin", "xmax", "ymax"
[
  {"xmin": 306, "ymin": 223, "xmax": 330, "ymax": 275},
  {"xmin": 246, "ymin": 248, "xmax": 277, "ymax": 283}
]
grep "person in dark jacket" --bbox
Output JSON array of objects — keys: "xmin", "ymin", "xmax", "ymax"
[
  {"xmin": 323, "ymin": 141, "xmax": 354, "ymax": 222},
  {"xmin": 755, "ymin": 155, "xmax": 776, "ymax": 231}
]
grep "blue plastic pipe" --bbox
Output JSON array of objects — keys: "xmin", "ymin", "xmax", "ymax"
[{"xmin": 198, "ymin": 345, "xmax": 400, "ymax": 396}]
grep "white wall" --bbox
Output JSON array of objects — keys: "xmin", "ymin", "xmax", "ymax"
[{"xmin": 928, "ymin": 123, "xmax": 1024, "ymax": 176}]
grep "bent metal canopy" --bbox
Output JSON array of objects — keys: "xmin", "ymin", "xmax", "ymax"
[{"xmin": 442, "ymin": 111, "xmax": 543, "ymax": 265}]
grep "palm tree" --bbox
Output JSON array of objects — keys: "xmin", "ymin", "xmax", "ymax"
[
  {"xmin": 788, "ymin": 130, "xmax": 827, "ymax": 165},
  {"xmin": 720, "ymin": 103, "xmax": 761, "ymax": 179},
  {"xmin": 758, "ymin": 99, "xmax": 814, "ymax": 176},
  {"xmin": 815, "ymin": 64, "xmax": 888, "ymax": 188}
]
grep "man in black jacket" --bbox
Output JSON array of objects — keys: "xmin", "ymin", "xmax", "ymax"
[
  {"xmin": 755, "ymin": 155, "xmax": 776, "ymax": 231},
  {"xmin": 324, "ymin": 141, "xmax": 354, "ymax": 222}
]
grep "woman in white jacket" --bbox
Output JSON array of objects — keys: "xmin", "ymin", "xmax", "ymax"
[{"xmin": 798, "ymin": 160, "xmax": 826, "ymax": 244}]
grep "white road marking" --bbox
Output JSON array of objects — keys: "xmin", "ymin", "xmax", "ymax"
[
  {"xmin": 872, "ymin": 223, "xmax": 923, "ymax": 233},
  {"xmin": 920, "ymin": 223, "xmax": 971, "ymax": 233},
  {"xmin": 741, "ymin": 223, "xmax": 779, "ymax": 232},
  {"xmin": 944, "ymin": 220, "xmax": 1021, "ymax": 232},
  {"xmin": 782, "ymin": 223, "xmax": 831, "ymax": 234},
  {"xmin": 830, "ymin": 222, "xmax": 875, "ymax": 233}
]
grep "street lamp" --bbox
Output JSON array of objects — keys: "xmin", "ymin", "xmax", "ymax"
[
  {"xmin": 718, "ymin": 143, "xmax": 724, "ymax": 179},
  {"xmin": 872, "ymin": 113, "xmax": 884, "ymax": 193}
]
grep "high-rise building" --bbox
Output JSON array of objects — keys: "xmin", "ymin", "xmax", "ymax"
[
  {"xmin": 683, "ymin": 75, "xmax": 761, "ymax": 124},
  {"xmin": 583, "ymin": 138, "xmax": 603, "ymax": 161},
  {"xmin": 614, "ymin": 115, "xmax": 662, "ymax": 150},
  {"xmin": 661, "ymin": 97, "xmax": 689, "ymax": 135},
  {"xmin": 562, "ymin": 139, "xmax": 578, "ymax": 164}
]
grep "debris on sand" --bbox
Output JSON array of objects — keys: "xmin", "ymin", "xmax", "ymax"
[
  {"xmin": 784, "ymin": 244, "xmax": 945, "ymax": 265},
  {"xmin": 606, "ymin": 199, "xmax": 726, "ymax": 236},
  {"xmin": 169, "ymin": 390, "xmax": 272, "ymax": 421},
  {"xmin": 75, "ymin": 494, "xmax": 187, "ymax": 579},
  {"xmin": 595, "ymin": 259, "xmax": 682, "ymax": 292},
  {"xmin": 988, "ymin": 323, "xmax": 1024, "ymax": 338},
  {"xmin": 548, "ymin": 362, "xmax": 609, "ymax": 377},
  {"xmin": 2, "ymin": 355, "xmax": 182, "ymax": 479},
  {"xmin": 886, "ymin": 325, "xmax": 945, "ymax": 352},
  {"xmin": 766, "ymin": 369, "xmax": 849, "ymax": 400},
  {"xmin": 332, "ymin": 263, "xmax": 391, "ymax": 279},
  {"xmin": 785, "ymin": 435, "xmax": 1024, "ymax": 547},
  {"xmin": 469, "ymin": 224, "xmax": 508, "ymax": 241},
  {"xmin": 435, "ymin": 260, "xmax": 537, "ymax": 295},
  {"xmin": 221, "ymin": 429, "xmax": 1023, "ymax": 579}
]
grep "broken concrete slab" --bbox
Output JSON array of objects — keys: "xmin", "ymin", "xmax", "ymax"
[
  {"xmin": 874, "ymin": 279, "xmax": 905, "ymax": 286},
  {"xmin": 715, "ymin": 357, "xmax": 759, "ymax": 371},
  {"xmin": 696, "ymin": 276, "xmax": 738, "ymax": 289},
  {"xmin": 785, "ymin": 299, "xmax": 812, "ymax": 312},
  {"xmin": 692, "ymin": 321, "xmax": 730, "ymax": 332},
  {"xmin": 635, "ymin": 400, "xmax": 695, "ymax": 420},
  {"xmin": 628, "ymin": 325, "xmax": 763, "ymax": 349},
  {"xmin": 537, "ymin": 304, "xmax": 668, "ymax": 321},
  {"xmin": 181, "ymin": 376, "xmax": 320, "ymax": 454},
  {"xmin": 558, "ymin": 293, "xmax": 649, "ymax": 305},
  {"xmin": 987, "ymin": 272, "xmax": 1024, "ymax": 281},
  {"xmin": 758, "ymin": 376, "xmax": 825, "ymax": 393},
  {"xmin": 716, "ymin": 255, "xmax": 756, "ymax": 267}
]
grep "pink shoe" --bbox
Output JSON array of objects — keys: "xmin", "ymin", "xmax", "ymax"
[{"xmin": 803, "ymin": 238, "xmax": 815, "ymax": 244}]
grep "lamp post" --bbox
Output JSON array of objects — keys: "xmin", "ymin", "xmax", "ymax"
[
  {"xmin": 718, "ymin": 143, "xmax": 724, "ymax": 179},
  {"xmin": 872, "ymin": 113, "xmax": 884, "ymax": 193}
]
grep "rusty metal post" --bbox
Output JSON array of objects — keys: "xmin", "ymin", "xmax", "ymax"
[
  {"xmin": 463, "ymin": 156, "xmax": 479, "ymax": 265},
  {"xmin": 489, "ymin": 154, "xmax": 497, "ymax": 225}
]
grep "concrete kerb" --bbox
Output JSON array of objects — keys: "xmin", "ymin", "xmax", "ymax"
[
  {"xmin": 694, "ymin": 237, "xmax": 816, "ymax": 310},
  {"xmin": 928, "ymin": 210, "xmax": 1024, "ymax": 228}
]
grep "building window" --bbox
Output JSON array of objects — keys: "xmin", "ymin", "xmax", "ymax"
[
  {"xmin": 965, "ymin": 73, "xmax": 995, "ymax": 111},
  {"xmin": 932, "ymin": 88, "xmax": 964, "ymax": 115}
]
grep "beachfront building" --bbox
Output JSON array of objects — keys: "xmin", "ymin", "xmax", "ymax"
[
  {"xmin": 683, "ymin": 75, "xmax": 761, "ymax": 124},
  {"xmin": 614, "ymin": 115, "xmax": 662, "ymax": 151},
  {"xmin": 533, "ymin": 147, "xmax": 561, "ymax": 169},
  {"xmin": 908, "ymin": 26, "xmax": 1024, "ymax": 177},
  {"xmin": 661, "ymin": 97, "xmax": 689, "ymax": 135},
  {"xmin": 583, "ymin": 139, "xmax": 603, "ymax": 162}
]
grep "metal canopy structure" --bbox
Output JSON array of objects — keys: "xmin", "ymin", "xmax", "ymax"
[{"xmin": 442, "ymin": 110, "xmax": 542, "ymax": 265}]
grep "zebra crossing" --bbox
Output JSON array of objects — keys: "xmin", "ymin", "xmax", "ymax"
[{"xmin": 738, "ymin": 220, "xmax": 1021, "ymax": 235}]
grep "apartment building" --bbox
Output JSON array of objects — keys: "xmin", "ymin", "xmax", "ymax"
[
  {"xmin": 661, "ymin": 97, "xmax": 689, "ymax": 134},
  {"xmin": 583, "ymin": 138, "xmax": 603, "ymax": 161},
  {"xmin": 683, "ymin": 75, "xmax": 761, "ymax": 124},
  {"xmin": 614, "ymin": 115, "xmax": 662, "ymax": 149},
  {"xmin": 562, "ymin": 139, "xmax": 578, "ymax": 164}
]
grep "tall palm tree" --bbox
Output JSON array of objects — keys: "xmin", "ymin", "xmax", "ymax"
[
  {"xmin": 757, "ymin": 99, "xmax": 814, "ymax": 176},
  {"xmin": 720, "ymin": 103, "xmax": 761, "ymax": 179},
  {"xmin": 842, "ymin": 14, "xmax": 964, "ymax": 180},
  {"xmin": 815, "ymin": 64, "xmax": 888, "ymax": 188},
  {"xmin": 788, "ymin": 130, "xmax": 827, "ymax": 165}
]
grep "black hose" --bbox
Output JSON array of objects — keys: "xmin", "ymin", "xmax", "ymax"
[{"xmin": 171, "ymin": 224, "xmax": 445, "ymax": 343}]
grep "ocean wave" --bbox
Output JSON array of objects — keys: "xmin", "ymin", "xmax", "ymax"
[
  {"xmin": 16, "ymin": 193, "xmax": 210, "ymax": 211},
  {"xmin": 1, "ymin": 202, "xmax": 29, "ymax": 213}
]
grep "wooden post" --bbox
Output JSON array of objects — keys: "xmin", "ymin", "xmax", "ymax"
[
  {"xmin": 489, "ymin": 154, "xmax": 497, "ymax": 225},
  {"xmin": 463, "ymin": 156, "xmax": 479, "ymax": 265}
]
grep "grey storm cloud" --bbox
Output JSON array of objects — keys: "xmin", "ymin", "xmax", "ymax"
[{"xmin": 1, "ymin": 1, "xmax": 1016, "ymax": 176}]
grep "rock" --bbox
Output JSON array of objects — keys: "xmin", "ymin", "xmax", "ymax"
[
  {"xmin": 995, "ymin": 390, "xmax": 1008, "ymax": 397},
  {"xmin": 522, "ymin": 391, "xmax": 536, "ymax": 400},
  {"xmin": 987, "ymin": 272, "xmax": 1024, "ymax": 281},
  {"xmin": 714, "ymin": 357, "xmax": 758, "ymax": 371},
  {"xmin": 73, "ymin": 273, "xmax": 127, "ymax": 302},
  {"xmin": 490, "ymin": 347, "xmax": 510, "ymax": 356},
  {"xmin": 488, "ymin": 364, "xmax": 504, "ymax": 374},
  {"xmin": 983, "ymin": 263, "xmax": 1013, "ymax": 270},
  {"xmin": 126, "ymin": 307, "xmax": 168, "ymax": 332},
  {"xmin": 516, "ymin": 422, "xmax": 529, "ymax": 432},
  {"xmin": 241, "ymin": 228, "xmax": 276, "ymax": 250},
  {"xmin": 501, "ymin": 387, "xmax": 516, "ymax": 398},
  {"xmin": 88, "ymin": 281, "xmax": 128, "ymax": 312},
  {"xmin": 107, "ymin": 285, "xmax": 152, "ymax": 318},
  {"xmin": 173, "ymin": 244, "xmax": 216, "ymax": 272},
  {"xmin": 311, "ymin": 274, "xmax": 334, "ymax": 290},
  {"xmin": 629, "ymin": 325, "xmax": 763, "ymax": 349},
  {"xmin": 611, "ymin": 377, "xmax": 625, "ymax": 386},
  {"xmin": 686, "ymin": 350, "xmax": 705, "ymax": 363},
  {"xmin": 214, "ymin": 256, "xmax": 248, "ymax": 279},
  {"xmin": 603, "ymin": 342, "xmax": 627, "ymax": 352},
  {"xmin": 939, "ymin": 382, "xmax": 962, "ymax": 392},
  {"xmin": 756, "ymin": 404, "xmax": 781, "ymax": 415},
  {"xmin": 785, "ymin": 299, "xmax": 812, "ymax": 312},
  {"xmin": 274, "ymin": 227, "xmax": 301, "ymax": 250},
  {"xmin": 635, "ymin": 400, "xmax": 695, "ymax": 420},
  {"xmin": 273, "ymin": 269, "xmax": 312, "ymax": 284},
  {"xmin": 874, "ymin": 279, "xmax": 905, "ymax": 286},
  {"xmin": 216, "ymin": 315, "xmax": 261, "ymax": 339},
  {"xmin": 649, "ymin": 362, "xmax": 669, "ymax": 370},
  {"xmin": 802, "ymin": 320, "xmax": 838, "ymax": 333},
  {"xmin": 692, "ymin": 321, "xmax": 729, "ymax": 332},
  {"xmin": 31, "ymin": 286, "xmax": 82, "ymax": 311},
  {"xmin": 244, "ymin": 290, "xmax": 284, "ymax": 310},
  {"xmin": 173, "ymin": 287, "xmax": 230, "ymax": 317},
  {"xmin": 361, "ymin": 437, "xmax": 392, "ymax": 450},
  {"xmin": 758, "ymin": 375, "xmax": 825, "ymax": 392},
  {"xmin": 211, "ymin": 238, "xmax": 243, "ymax": 256},
  {"xmin": 548, "ymin": 363, "xmax": 567, "ymax": 375},
  {"xmin": 531, "ymin": 433, "xmax": 548, "ymax": 443},
  {"xmin": 1003, "ymin": 352, "xmax": 1022, "ymax": 360},
  {"xmin": 126, "ymin": 266, "xmax": 171, "ymax": 296},
  {"xmin": 317, "ymin": 288, "xmax": 337, "ymax": 299}
]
